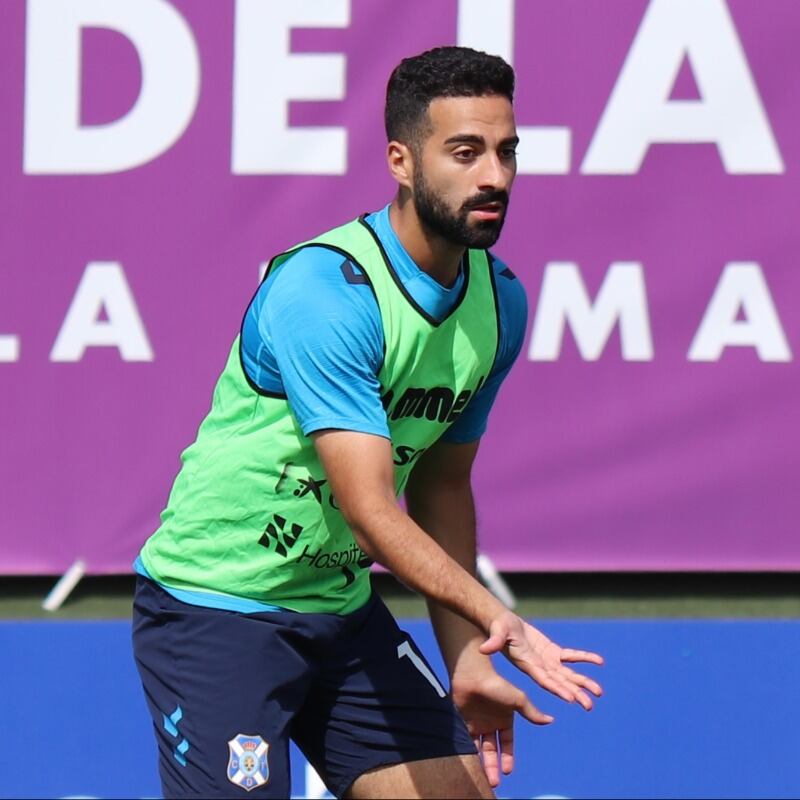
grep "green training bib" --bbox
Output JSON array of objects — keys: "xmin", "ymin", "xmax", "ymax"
[{"xmin": 140, "ymin": 216, "xmax": 500, "ymax": 614}]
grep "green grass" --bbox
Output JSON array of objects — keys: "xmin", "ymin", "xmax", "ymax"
[{"xmin": 2, "ymin": 572, "xmax": 798, "ymax": 620}]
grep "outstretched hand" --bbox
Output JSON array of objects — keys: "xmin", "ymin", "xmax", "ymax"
[
  {"xmin": 480, "ymin": 612, "xmax": 604, "ymax": 710},
  {"xmin": 451, "ymin": 669, "xmax": 553, "ymax": 788}
]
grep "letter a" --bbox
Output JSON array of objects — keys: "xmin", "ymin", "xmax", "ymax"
[
  {"xmin": 582, "ymin": 0, "xmax": 783, "ymax": 174},
  {"xmin": 688, "ymin": 263, "xmax": 791, "ymax": 361},
  {"xmin": 50, "ymin": 262, "xmax": 154, "ymax": 361}
]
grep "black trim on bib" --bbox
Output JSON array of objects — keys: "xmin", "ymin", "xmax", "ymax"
[
  {"xmin": 238, "ymin": 339, "xmax": 288, "ymax": 399},
  {"xmin": 238, "ymin": 241, "xmax": 386, "ymax": 397},
  {"xmin": 356, "ymin": 215, "xmax": 473, "ymax": 328},
  {"xmin": 486, "ymin": 251, "xmax": 504, "ymax": 373}
]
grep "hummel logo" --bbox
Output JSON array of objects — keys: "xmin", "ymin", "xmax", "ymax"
[
  {"xmin": 499, "ymin": 267, "xmax": 517, "ymax": 281},
  {"xmin": 258, "ymin": 514, "xmax": 303, "ymax": 558},
  {"xmin": 340, "ymin": 259, "xmax": 368, "ymax": 285}
]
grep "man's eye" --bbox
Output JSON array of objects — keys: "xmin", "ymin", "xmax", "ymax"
[
  {"xmin": 501, "ymin": 148, "xmax": 518, "ymax": 159},
  {"xmin": 454, "ymin": 150, "xmax": 476, "ymax": 160}
]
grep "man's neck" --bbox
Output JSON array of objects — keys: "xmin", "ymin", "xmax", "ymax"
[{"xmin": 388, "ymin": 197, "xmax": 464, "ymax": 288}]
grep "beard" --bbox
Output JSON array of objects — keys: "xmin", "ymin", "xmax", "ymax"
[{"xmin": 413, "ymin": 169, "xmax": 509, "ymax": 249}]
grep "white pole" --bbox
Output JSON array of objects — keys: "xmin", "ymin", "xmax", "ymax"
[
  {"xmin": 42, "ymin": 558, "xmax": 86, "ymax": 612},
  {"xmin": 476, "ymin": 553, "xmax": 516, "ymax": 609}
]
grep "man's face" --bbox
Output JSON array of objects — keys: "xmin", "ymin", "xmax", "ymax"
[{"xmin": 412, "ymin": 94, "xmax": 518, "ymax": 249}]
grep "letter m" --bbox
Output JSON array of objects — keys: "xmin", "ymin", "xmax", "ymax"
[
  {"xmin": 528, "ymin": 262, "xmax": 653, "ymax": 361},
  {"xmin": 391, "ymin": 387, "xmax": 425, "ymax": 420}
]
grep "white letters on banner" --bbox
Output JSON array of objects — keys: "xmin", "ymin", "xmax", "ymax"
[
  {"xmin": 457, "ymin": 0, "xmax": 571, "ymax": 174},
  {"xmin": 3, "ymin": 260, "xmax": 791, "ymax": 365},
  {"xmin": 688, "ymin": 263, "xmax": 792, "ymax": 361},
  {"xmin": 21, "ymin": 0, "xmax": 782, "ymax": 176},
  {"xmin": 50, "ymin": 263, "xmax": 154, "ymax": 362},
  {"xmin": 0, "ymin": 334, "xmax": 20, "ymax": 362},
  {"xmin": 232, "ymin": 0, "xmax": 349, "ymax": 175},
  {"xmin": 529, "ymin": 262, "xmax": 654, "ymax": 361},
  {"xmin": 528, "ymin": 261, "xmax": 791, "ymax": 362},
  {"xmin": 582, "ymin": 0, "xmax": 784, "ymax": 174},
  {"xmin": 24, "ymin": 0, "xmax": 200, "ymax": 174}
]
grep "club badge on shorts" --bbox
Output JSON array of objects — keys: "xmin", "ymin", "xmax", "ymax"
[{"xmin": 227, "ymin": 733, "xmax": 270, "ymax": 792}]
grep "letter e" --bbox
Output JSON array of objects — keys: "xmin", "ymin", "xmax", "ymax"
[{"xmin": 232, "ymin": 0, "xmax": 349, "ymax": 174}]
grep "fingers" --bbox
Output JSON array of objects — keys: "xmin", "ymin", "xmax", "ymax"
[
  {"xmin": 572, "ymin": 688, "xmax": 594, "ymax": 711},
  {"xmin": 528, "ymin": 666, "xmax": 598, "ymax": 710},
  {"xmin": 562, "ymin": 666, "xmax": 603, "ymax": 698},
  {"xmin": 550, "ymin": 664, "xmax": 603, "ymax": 710},
  {"xmin": 515, "ymin": 694, "xmax": 554, "ymax": 726},
  {"xmin": 545, "ymin": 669, "xmax": 594, "ymax": 710},
  {"xmin": 477, "ymin": 726, "xmax": 518, "ymax": 787},
  {"xmin": 516, "ymin": 640, "xmax": 604, "ymax": 709},
  {"xmin": 479, "ymin": 732, "xmax": 500, "ymax": 788},
  {"xmin": 479, "ymin": 631, "xmax": 506, "ymax": 656},
  {"xmin": 499, "ymin": 727, "xmax": 514, "ymax": 776},
  {"xmin": 561, "ymin": 648, "xmax": 604, "ymax": 666},
  {"xmin": 531, "ymin": 668, "xmax": 579, "ymax": 705}
]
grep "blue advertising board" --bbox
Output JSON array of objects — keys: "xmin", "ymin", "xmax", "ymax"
[{"xmin": 1, "ymin": 619, "xmax": 797, "ymax": 798}]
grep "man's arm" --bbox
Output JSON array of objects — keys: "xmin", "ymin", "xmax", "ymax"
[
  {"xmin": 404, "ymin": 439, "xmax": 485, "ymax": 676},
  {"xmin": 405, "ymin": 438, "xmax": 551, "ymax": 786},
  {"xmin": 312, "ymin": 430, "xmax": 603, "ymax": 701},
  {"xmin": 313, "ymin": 430, "xmax": 504, "ymax": 630}
]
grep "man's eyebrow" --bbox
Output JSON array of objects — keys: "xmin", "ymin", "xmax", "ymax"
[
  {"xmin": 443, "ymin": 134, "xmax": 520, "ymax": 147},
  {"xmin": 443, "ymin": 134, "xmax": 485, "ymax": 146}
]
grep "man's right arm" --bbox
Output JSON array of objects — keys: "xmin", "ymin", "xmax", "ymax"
[{"xmin": 312, "ymin": 428, "xmax": 604, "ymax": 708}]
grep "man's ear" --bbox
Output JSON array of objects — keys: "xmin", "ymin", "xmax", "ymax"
[{"xmin": 387, "ymin": 140, "xmax": 414, "ymax": 190}]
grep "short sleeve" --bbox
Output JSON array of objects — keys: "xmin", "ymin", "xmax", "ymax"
[{"xmin": 244, "ymin": 246, "xmax": 391, "ymax": 438}]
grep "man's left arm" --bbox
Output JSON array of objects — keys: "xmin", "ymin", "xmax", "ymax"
[
  {"xmin": 407, "ymin": 257, "xmax": 540, "ymax": 787},
  {"xmin": 404, "ymin": 440, "xmax": 551, "ymax": 789}
]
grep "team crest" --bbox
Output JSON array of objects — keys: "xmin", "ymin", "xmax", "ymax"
[{"xmin": 227, "ymin": 734, "xmax": 269, "ymax": 792}]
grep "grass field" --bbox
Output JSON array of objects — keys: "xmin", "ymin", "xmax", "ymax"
[{"xmin": 3, "ymin": 571, "xmax": 799, "ymax": 619}]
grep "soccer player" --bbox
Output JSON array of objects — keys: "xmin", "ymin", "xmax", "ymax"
[{"xmin": 132, "ymin": 46, "xmax": 603, "ymax": 799}]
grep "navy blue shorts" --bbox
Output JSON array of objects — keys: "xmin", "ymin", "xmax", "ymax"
[{"xmin": 132, "ymin": 577, "xmax": 475, "ymax": 798}]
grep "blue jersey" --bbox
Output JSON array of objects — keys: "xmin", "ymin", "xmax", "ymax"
[{"xmin": 241, "ymin": 205, "xmax": 528, "ymax": 442}]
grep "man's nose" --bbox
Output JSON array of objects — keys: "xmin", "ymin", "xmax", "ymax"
[{"xmin": 477, "ymin": 153, "xmax": 511, "ymax": 191}]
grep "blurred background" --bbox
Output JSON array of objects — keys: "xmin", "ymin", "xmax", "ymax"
[{"xmin": 1, "ymin": 1, "xmax": 798, "ymax": 798}]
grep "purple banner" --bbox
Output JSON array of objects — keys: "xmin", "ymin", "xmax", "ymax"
[{"xmin": 1, "ymin": 0, "xmax": 797, "ymax": 574}]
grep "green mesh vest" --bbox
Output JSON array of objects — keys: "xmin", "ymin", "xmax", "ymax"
[{"xmin": 140, "ymin": 216, "xmax": 500, "ymax": 614}]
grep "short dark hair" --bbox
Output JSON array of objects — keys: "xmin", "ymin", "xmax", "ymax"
[{"xmin": 385, "ymin": 46, "xmax": 515, "ymax": 151}]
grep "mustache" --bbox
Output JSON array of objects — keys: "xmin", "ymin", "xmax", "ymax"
[{"xmin": 462, "ymin": 190, "xmax": 509, "ymax": 211}]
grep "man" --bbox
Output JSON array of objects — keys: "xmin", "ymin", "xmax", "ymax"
[{"xmin": 133, "ymin": 46, "xmax": 603, "ymax": 799}]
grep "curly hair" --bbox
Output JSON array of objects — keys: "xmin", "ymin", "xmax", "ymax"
[{"xmin": 385, "ymin": 46, "xmax": 515, "ymax": 151}]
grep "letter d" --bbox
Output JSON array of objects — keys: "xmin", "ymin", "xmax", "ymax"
[{"xmin": 24, "ymin": 0, "xmax": 200, "ymax": 174}]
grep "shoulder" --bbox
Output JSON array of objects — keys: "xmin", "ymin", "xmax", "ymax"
[
  {"xmin": 258, "ymin": 245, "xmax": 379, "ymax": 325},
  {"xmin": 267, "ymin": 245, "xmax": 374, "ymax": 300},
  {"xmin": 244, "ymin": 243, "xmax": 383, "ymax": 358}
]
